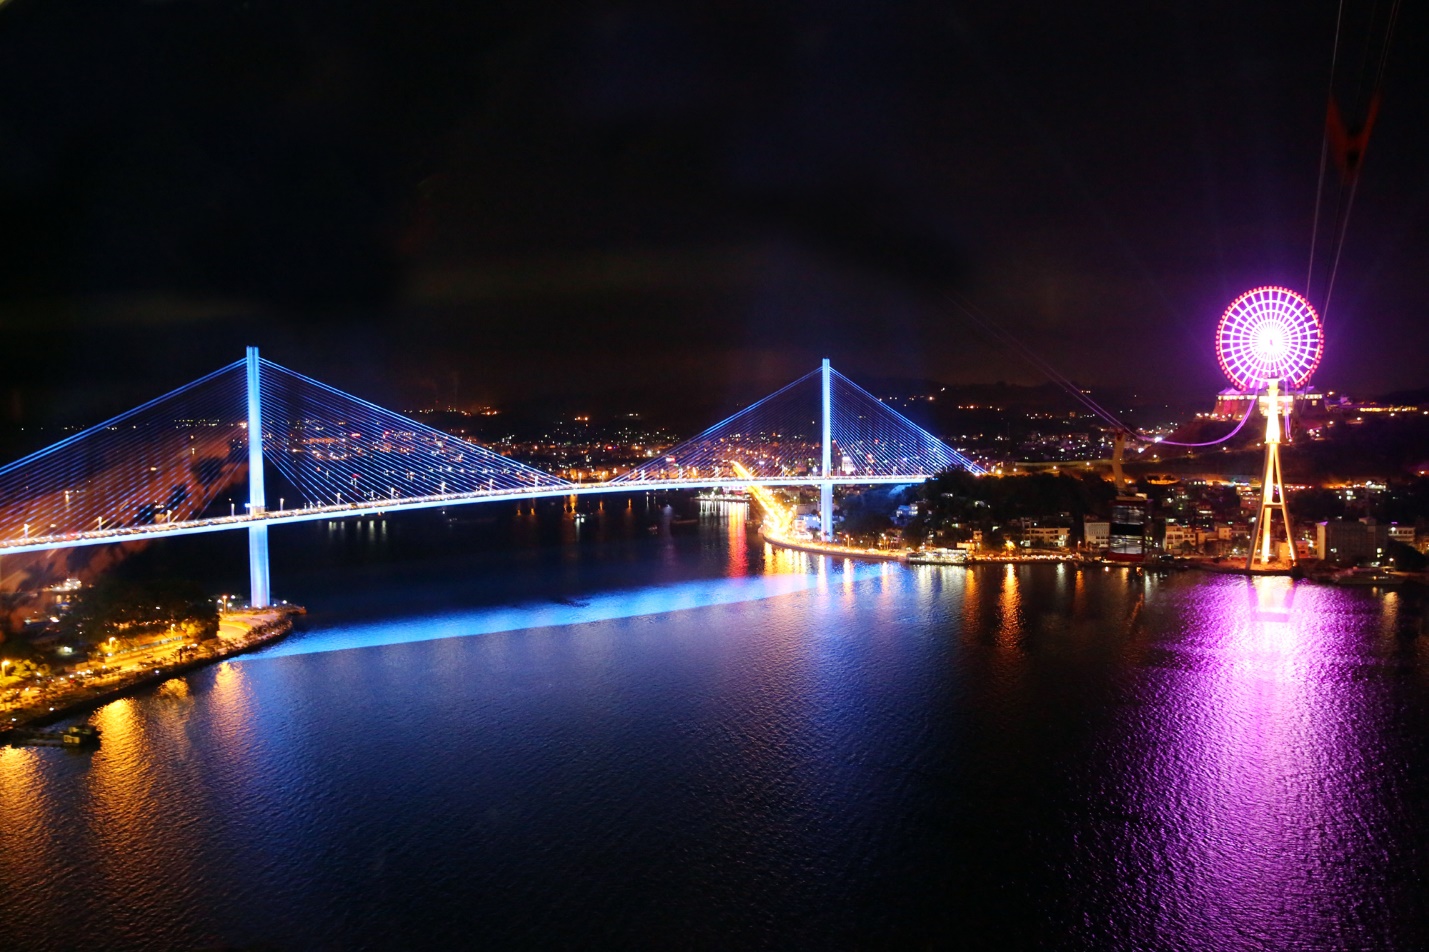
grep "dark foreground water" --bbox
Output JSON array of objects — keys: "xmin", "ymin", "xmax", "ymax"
[{"xmin": 2, "ymin": 499, "xmax": 1427, "ymax": 950}]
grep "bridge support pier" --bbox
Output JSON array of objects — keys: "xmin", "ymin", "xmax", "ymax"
[
  {"xmin": 249, "ymin": 523, "xmax": 270, "ymax": 608},
  {"xmin": 820, "ymin": 357, "xmax": 833, "ymax": 541},
  {"xmin": 246, "ymin": 346, "xmax": 271, "ymax": 608}
]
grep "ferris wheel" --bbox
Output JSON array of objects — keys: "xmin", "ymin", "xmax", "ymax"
[
  {"xmin": 1215, "ymin": 286, "xmax": 1324, "ymax": 390},
  {"xmin": 1212, "ymin": 284, "xmax": 1324, "ymax": 570}
]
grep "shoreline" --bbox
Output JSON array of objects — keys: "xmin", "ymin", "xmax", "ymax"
[
  {"xmin": 759, "ymin": 528, "xmax": 909, "ymax": 562},
  {"xmin": 1, "ymin": 606, "xmax": 302, "ymax": 742},
  {"xmin": 762, "ymin": 530, "xmax": 1426, "ymax": 586},
  {"xmin": 759, "ymin": 529, "xmax": 1187, "ymax": 570}
]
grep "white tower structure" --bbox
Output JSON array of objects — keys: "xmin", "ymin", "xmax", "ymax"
[
  {"xmin": 820, "ymin": 358, "xmax": 833, "ymax": 541},
  {"xmin": 246, "ymin": 346, "xmax": 271, "ymax": 607}
]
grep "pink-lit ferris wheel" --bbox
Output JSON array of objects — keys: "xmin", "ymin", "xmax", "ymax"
[
  {"xmin": 1214, "ymin": 286, "xmax": 1324, "ymax": 390},
  {"xmin": 1213, "ymin": 284, "xmax": 1324, "ymax": 570}
]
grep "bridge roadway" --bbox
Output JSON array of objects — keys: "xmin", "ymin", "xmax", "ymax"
[{"xmin": 0, "ymin": 475, "xmax": 924, "ymax": 556}]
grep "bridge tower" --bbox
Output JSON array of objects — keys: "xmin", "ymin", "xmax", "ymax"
[
  {"xmin": 820, "ymin": 358, "xmax": 833, "ymax": 541},
  {"xmin": 246, "ymin": 346, "xmax": 271, "ymax": 608}
]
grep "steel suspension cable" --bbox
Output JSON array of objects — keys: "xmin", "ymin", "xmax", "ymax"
[
  {"xmin": 943, "ymin": 294, "xmax": 1131, "ymax": 432},
  {"xmin": 1142, "ymin": 395, "xmax": 1257, "ymax": 448},
  {"xmin": 1317, "ymin": 0, "xmax": 1401, "ymax": 327},
  {"xmin": 1306, "ymin": 0, "xmax": 1346, "ymax": 300}
]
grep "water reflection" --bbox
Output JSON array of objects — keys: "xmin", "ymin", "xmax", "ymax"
[
  {"xmin": 2, "ymin": 524, "xmax": 1424, "ymax": 951},
  {"xmin": 253, "ymin": 563, "xmax": 888, "ymax": 660},
  {"xmin": 996, "ymin": 565, "xmax": 1022, "ymax": 646},
  {"xmin": 702, "ymin": 500, "xmax": 748, "ymax": 577},
  {"xmin": 1081, "ymin": 576, "xmax": 1415, "ymax": 948},
  {"xmin": 0, "ymin": 747, "xmax": 51, "ymax": 880}
]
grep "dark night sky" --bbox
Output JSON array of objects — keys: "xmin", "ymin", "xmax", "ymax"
[{"xmin": 2, "ymin": 0, "xmax": 1427, "ymax": 428}]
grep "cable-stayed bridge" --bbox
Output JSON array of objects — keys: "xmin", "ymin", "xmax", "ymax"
[{"xmin": 0, "ymin": 349, "xmax": 983, "ymax": 606}]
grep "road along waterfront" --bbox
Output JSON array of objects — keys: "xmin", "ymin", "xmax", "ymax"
[{"xmin": 1, "ymin": 607, "xmax": 300, "ymax": 739}]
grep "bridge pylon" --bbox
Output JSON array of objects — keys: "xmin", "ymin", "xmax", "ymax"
[
  {"xmin": 247, "ymin": 346, "xmax": 271, "ymax": 608},
  {"xmin": 820, "ymin": 358, "xmax": 833, "ymax": 541}
]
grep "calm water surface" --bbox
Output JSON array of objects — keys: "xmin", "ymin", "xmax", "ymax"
[{"xmin": 1, "ymin": 500, "xmax": 1426, "ymax": 950}]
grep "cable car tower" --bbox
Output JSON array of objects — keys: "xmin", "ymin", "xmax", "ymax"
[{"xmin": 1214, "ymin": 287, "xmax": 1324, "ymax": 569}]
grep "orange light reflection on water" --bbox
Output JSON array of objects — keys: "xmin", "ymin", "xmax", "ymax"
[
  {"xmin": 960, "ymin": 563, "xmax": 983, "ymax": 635},
  {"xmin": 0, "ymin": 746, "xmax": 52, "ymax": 875},
  {"xmin": 996, "ymin": 565, "xmax": 1022, "ymax": 646},
  {"xmin": 719, "ymin": 501, "xmax": 748, "ymax": 577}
]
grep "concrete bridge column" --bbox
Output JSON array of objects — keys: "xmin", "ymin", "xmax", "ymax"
[
  {"xmin": 820, "ymin": 358, "xmax": 833, "ymax": 541},
  {"xmin": 247, "ymin": 346, "xmax": 270, "ymax": 608}
]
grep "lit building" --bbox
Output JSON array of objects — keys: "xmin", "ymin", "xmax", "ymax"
[
  {"xmin": 1163, "ymin": 524, "xmax": 1198, "ymax": 553},
  {"xmin": 1108, "ymin": 496, "xmax": 1150, "ymax": 562},
  {"xmin": 1025, "ymin": 526, "xmax": 1069, "ymax": 548},
  {"xmin": 1317, "ymin": 520, "xmax": 1389, "ymax": 563},
  {"xmin": 1210, "ymin": 386, "xmax": 1329, "ymax": 420}
]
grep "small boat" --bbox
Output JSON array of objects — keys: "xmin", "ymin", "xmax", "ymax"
[
  {"xmin": 62, "ymin": 725, "xmax": 102, "ymax": 747},
  {"xmin": 1331, "ymin": 567, "xmax": 1404, "ymax": 588},
  {"xmin": 7, "ymin": 724, "xmax": 102, "ymax": 749}
]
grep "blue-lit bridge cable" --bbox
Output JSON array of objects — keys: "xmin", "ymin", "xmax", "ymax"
[
  {"xmin": 257, "ymin": 359, "xmax": 569, "ymax": 510},
  {"xmin": 613, "ymin": 363, "xmax": 983, "ymax": 484},
  {"xmin": 0, "ymin": 360, "xmax": 249, "ymax": 542},
  {"xmin": 612, "ymin": 368, "xmax": 824, "ymax": 483},
  {"xmin": 829, "ymin": 369, "xmax": 985, "ymax": 476}
]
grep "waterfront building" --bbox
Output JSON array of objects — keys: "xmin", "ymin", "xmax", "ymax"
[
  {"xmin": 1317, "ymin": 519, "xmax": 1390, "ymax": 563},
  {"xmin": 1024, "ymin": 526, "xmax": 1069, "ymax": 548},
  {"xmin": 1163, "ymin": 523, "xmax": 1199, "ymax": 554},
  {"xmin": 1108, "ymin": 496, "xmax": 1151, "ymax": 562}
]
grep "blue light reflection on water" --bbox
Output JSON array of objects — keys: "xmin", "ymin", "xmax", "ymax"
[
  {"xmin": 247, "ymin": 566, "xmax": 889, "ymax": 661},
  {"xmin": 1, "ymin": 509, "xmax": 1427, "ymax": 951}
]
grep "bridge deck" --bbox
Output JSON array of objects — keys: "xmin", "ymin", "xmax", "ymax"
[{"xmin": 0, "ymin": 475, "xmax": 928, "ymax": 554}]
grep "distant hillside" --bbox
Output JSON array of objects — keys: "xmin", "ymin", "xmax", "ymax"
[
  {"xmin": 1376, "ymin": 387, "xmax": 1429, "ymax": 406},
  {"xmin": 1129, "ymin": 412, "xmax": 1429, "ymax": 482}
]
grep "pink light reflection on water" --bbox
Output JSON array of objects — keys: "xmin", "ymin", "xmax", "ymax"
[{"xmin": 1105, "ymin": 576, "xmax": 1406, "ymax": 948}]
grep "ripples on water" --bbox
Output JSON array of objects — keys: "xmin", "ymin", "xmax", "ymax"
[{"xmin": 1, "ymin": 504, "xmax": 1426, "ymax": 950}]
